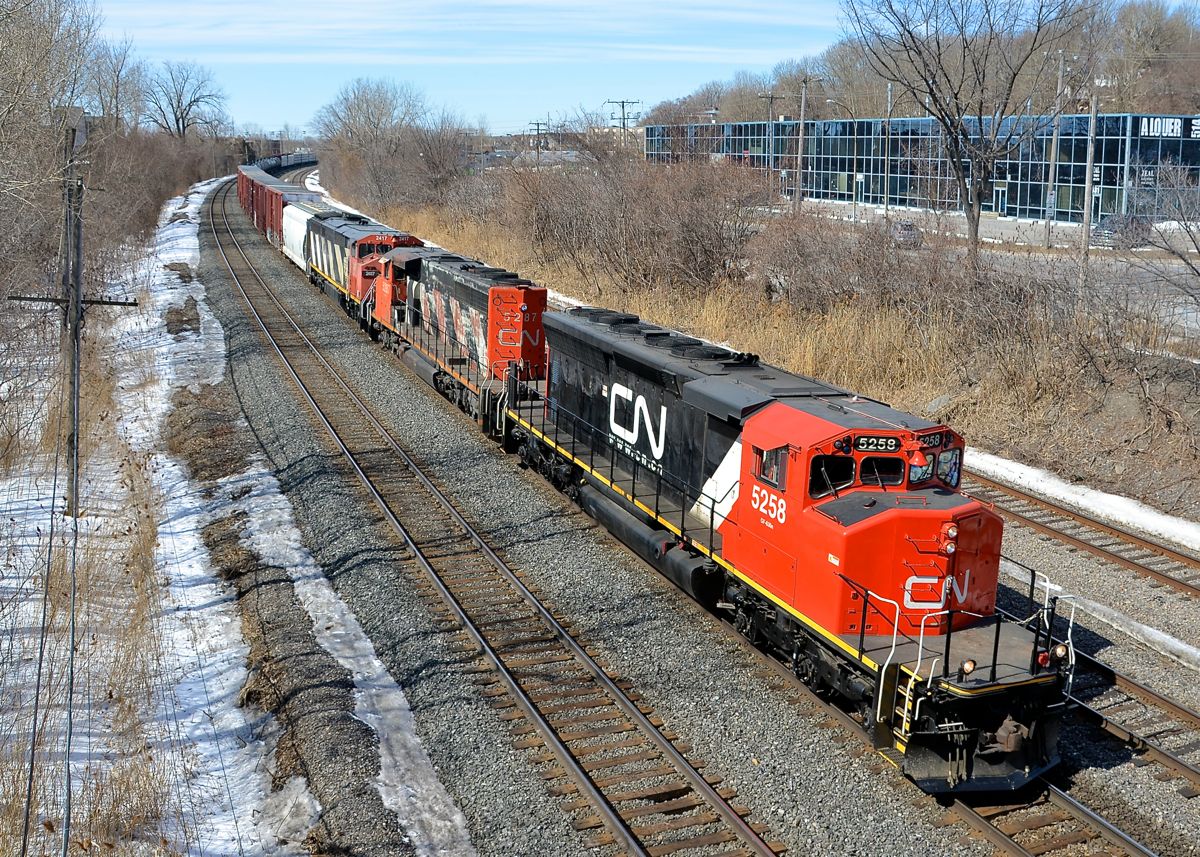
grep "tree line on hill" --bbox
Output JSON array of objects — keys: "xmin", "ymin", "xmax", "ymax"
[{"xmin": 643, "ymin": 0, "xmax": 1200, "ymax": 126}]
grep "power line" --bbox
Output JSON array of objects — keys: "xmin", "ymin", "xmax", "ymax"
[
  {"xmin": 529, "ymin": 119, "xmax": 550, "ymax": 169},
  {"xmin": 8, "ymin": 111, "xmax": 137, "ymax": 857},
  {"xmin": 605, "ymin": 99, "xmax": 641, "ymax": 147}
]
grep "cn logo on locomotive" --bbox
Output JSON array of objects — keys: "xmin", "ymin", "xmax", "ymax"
[
  {"xmin": 903, "ymin": 569, "xmax": 972, "ymax": 611},
  {"xmin": 608, "ymin": 382, "xmax": 667, "ymax": 460}
]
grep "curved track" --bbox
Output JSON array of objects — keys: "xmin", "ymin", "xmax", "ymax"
[
  {"xmin": 965, "ymin": 472, "xmax": 1200, "ymax": 598},
  {"xmin": 209, "ymin": 179, "xmax": 783, "ymax": 857}
]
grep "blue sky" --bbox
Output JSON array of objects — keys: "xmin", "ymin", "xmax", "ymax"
[{"xmin": 99, "ymin": 1, "xmax": 841, "ymax": 136}]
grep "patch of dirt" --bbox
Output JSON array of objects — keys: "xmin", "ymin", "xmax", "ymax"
[
  {"xmin": 164, "ymin": 296, "xmax": 200, "ymax": 337},
  {"xmin": 167, "ymin": 375, "xmax": 414, "ymax": 855},
  {"xmin": 166, "ymin": 382, "xmax": 250, "ymax": 481},
  {"xmin": 164, "ymin": 262, "xmax": 193, "ymax": 283}
]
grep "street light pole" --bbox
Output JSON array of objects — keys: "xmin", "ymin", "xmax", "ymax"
[
  {"xmin": 1043, "ymin": 50, "xmax": 1066, "ymax": 248},
  {"xmin": 884, "ymin": 82, "xmax": 893, "ymax": 219},
  {"xmin": 827, "ymin": 98, "xmax": 858, "ymax": 221}
]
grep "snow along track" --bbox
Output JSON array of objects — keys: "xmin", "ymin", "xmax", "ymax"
[
  {"xmin": 964, "ymin": 472, "xmax": 1200, "ymax": 598},
  {"xmin": 209, "ymin": 178, "xmax": 784, "ymax": 857}
]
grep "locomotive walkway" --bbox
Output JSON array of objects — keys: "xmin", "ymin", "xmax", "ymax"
[{"xmin": 209, "ymin": 178, "xmax": 784, "ymax": 857}]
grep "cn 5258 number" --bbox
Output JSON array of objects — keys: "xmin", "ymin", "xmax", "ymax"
[{"xmin": 751, "ymin": 485, "xmax": 787, "ymax": 523}]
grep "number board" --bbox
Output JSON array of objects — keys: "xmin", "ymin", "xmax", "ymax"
[
  {"xmin": 854, "ymin": 435, "xmax": 900, "ymax": 453},
  {"xmin": 918, "ymin": 432, "xmax": 944, "ymax": 448}
]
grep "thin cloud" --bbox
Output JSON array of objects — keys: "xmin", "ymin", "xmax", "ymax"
[{"xmin": 101, "ymin": 0, "xmax": 838, "ymax": 52}]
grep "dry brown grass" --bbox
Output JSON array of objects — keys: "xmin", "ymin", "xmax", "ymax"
[
  {"xmin": 346, "ymin": 163, "xmax": 1200, "ymax": 515},
  {"xmin": 0, "ymin": 311, "xmax": 188, "ymax": 855}
]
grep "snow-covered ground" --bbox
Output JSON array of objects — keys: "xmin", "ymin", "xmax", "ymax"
[{"xmin": 1, "ymin": 177, "xmax": 472, "ymax": 855}]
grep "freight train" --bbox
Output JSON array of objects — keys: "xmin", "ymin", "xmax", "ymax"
[{"xmin": 235, "ymin": 161, "xmax": 1077, "ymax": 793}]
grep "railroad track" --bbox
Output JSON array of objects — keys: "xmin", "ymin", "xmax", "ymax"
[
  {"xmin": 951, "ymin": 785, "xmax": 1156, "ymax": 857},
  {"xmin": 1069, "ymin": 650, "xmax": 1200, "ymax": 799},
  {"xmin": 741, "ymin": 652, "xmax": 1158, "ymax": 857},
  {"xmin": 964, "ymin": 472, "xmax": 1200, "ymax": 598},
  {"xmin": 208, "ymin": 179, "xmax": 784, "ymax": 857},
  {"xmin": 993, "ymin": 590, "xmax": 1200, "ymax": 800}
]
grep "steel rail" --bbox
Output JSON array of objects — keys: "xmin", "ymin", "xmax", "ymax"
[
  {"xmin": 1045, "ymin": 784, "xmax": 1159, "ymax": 857},
  {"xmin": 966, "ymin": 472, "xmax": 1200, "ymax": 598},
  {"xmin": 209, "ymin": 180, "xmax": 778, "ymax": 856},
  {"xmin": 996, "ymin": 597, "xmax": 1200, "ymax": 793}
]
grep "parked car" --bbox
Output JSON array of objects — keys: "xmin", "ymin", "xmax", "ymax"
[
  {"xmin": 888, "ymin": 218, "xmax": 923, "ymax": 249},
  {"xmin": 1092, "ymin": 215, "xmax": 1153, "ymax": 250}
]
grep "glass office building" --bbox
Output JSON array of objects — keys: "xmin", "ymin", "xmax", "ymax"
[{"xmin": 644, "ymin": 114, "xmax": 1200, "ymax": 223}]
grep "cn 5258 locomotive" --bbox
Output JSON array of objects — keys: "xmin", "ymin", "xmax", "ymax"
[{"xmin": 236, "ymin": 162, "xmax": 1076, "ymax": 793}]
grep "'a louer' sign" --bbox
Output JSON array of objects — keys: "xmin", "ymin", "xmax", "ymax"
[{"xmin": 1137, "ymin": 116, "xmax": 1200, "ymax": 139}]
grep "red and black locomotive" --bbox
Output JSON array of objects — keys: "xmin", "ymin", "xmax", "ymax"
[{"xmin": 237, "ymin": 161, "xmax": 1076, "ymax": 793}]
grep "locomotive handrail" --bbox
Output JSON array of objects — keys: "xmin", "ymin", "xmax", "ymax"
[{"xmin": 905, "ymin": 609, "xmax": 985, "ymax": 736}]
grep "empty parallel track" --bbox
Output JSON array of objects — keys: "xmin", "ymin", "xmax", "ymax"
[
  {"xmin": 965, "ymin": 472, "xmax": 1200, "ymax": 598},
  {"xmin": 209, "ymin": 179, "xmax": 783, "ymax": 856}
]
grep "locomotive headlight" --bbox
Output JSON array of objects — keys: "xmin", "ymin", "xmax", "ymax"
[
  {"xmin": 943, "ymin": 541, "xmax": 957, "ymax": 555},
  {"xmin": 1051, "ymin": 643, "xmax": 1069, "ymax": 661},
  {"xmin": 960, "ymin": 659, "xmax": 977, "ymax": 675},
  {"xmin": 946, "ymin": 524, "xmax": 959, "ymax": 540}
]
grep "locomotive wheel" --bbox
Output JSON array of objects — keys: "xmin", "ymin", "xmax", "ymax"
[
  {"xmin": 792, "ymin": 649, "xmax": 816, "ymax": 687},
  {"xmin": 734, "ymin": 607, "xmax": 759, "ymax": 645}
]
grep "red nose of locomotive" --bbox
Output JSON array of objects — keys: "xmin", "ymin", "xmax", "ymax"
[{"xmin": 890, "ymin": 503, "xmax": 1002, "ymax": 636}]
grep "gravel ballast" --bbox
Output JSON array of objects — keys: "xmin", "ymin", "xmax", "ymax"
[
  {"xmin": 203, "ymin": 184, "xmax": 1200, "ymax": 854},
  {"xmin": 200, "ymin": 195, "xmax": 591, "ymax": 857},
  {"xmin": 202, "ymin": 192, "xmax": 992, "ymax": 855}
]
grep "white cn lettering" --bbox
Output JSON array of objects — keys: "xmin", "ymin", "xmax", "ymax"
[
  {"xmin": 496, "ymin": 328, "xmax": 542, "ymax": 347},
  {"xmin": 609, "ymin": 382, "xmax": 667, "ymax": 460},
  {"xmin": 902, "ymin": 569, "xmax": 972, "ymax": 611}
]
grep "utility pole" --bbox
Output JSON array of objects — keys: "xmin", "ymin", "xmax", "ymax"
[
  {"xmin": 529, "ymin": 120, "xmax": 549, "ymax": 171},
  {"xmin": 758, "ymin": 91, "xmax": 799, "ymax": 198},
  {"xmin": 793, "ymin": 76, "xmax": 821, "ymax": 211},
  {"xmin": 1079, "ymin": 92, "xmax": 1099, "ymax": 291},
  {"xmin": 605, "ymin": 100, "xmax": 641, "ymax": 148},
  {"xmin": 9, "ymin": 111, "xmax": 136, "ymax": 857},
  {"xmin": 1043, "ymin": 50, "xmax": 1066, "ymax": 248}
]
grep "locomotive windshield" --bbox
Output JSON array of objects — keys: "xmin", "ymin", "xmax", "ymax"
[
  {"xmin": 809, "ymin": 455, "xmax": 854, "ymax": 498},
  {"xmin": 937, "ymin": 449, "xmax": 962, "ymax": 487},
  {"xmin": 860, "ymin": 457, "xmax": 904, "ymax": 487},
  {"xmin": 909, "ymin": 456, "xmax": 935, "ymax": 484}
]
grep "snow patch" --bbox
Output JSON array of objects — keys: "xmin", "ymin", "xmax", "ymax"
[
  {"xmin": 107, "ymin": 175, "xmax": 317, "ymax": 854},
  {"xmin": 221, "ymin": 462, "xmax": 476, "ymax": 857},
  {"xmin": 968, "ymin": 447, "xmax": 1200, "ymax": 554}
]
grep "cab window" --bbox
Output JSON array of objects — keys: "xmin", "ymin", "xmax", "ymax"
[
  {"xmin": 809, "ymin": 455, "xmax": 855, "ymax": 498},
  {"xmin": 358, "ymin": 243, "xmax": 374, "ymax": 258},
  {"xmin": 937, "ymin": 448, "xmax": 962, "ymax": 488},
  {"xmin": 909, "ymin": 455, "xmax": 935, "ymax": 484},
  {"xmin": 860, "ymin": 456, "xmax": 903, "ymax": 486},
  {"xmin": 755, "ymin": 445, "xmax": 787, "ymax": 489}
]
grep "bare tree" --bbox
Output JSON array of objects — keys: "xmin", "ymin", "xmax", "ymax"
[
  {"xmin": 1123, "ymin": 163, "xmax": 1200, "ymax": 310},
  {"xmin": 86, "ymin": 35, "xmax": 145, "ymax": 132},
  {"xmin": 313, "ymin": 78, "xmax": 428, "ymax": 208},
  {"xmin": 143, "ymin": 60, "xmax": 225, "ymax": 138},
  {"xmin": 412, "ymin": 108, "xmax": 469, "ymax": 200},
  {"xmin": 1101, "ymin": 1, "xmax": 1200, "ymax": 114},
  {"xmin": 844, "ymin": 0, "xmax": 1095, "ymax": 259}
]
